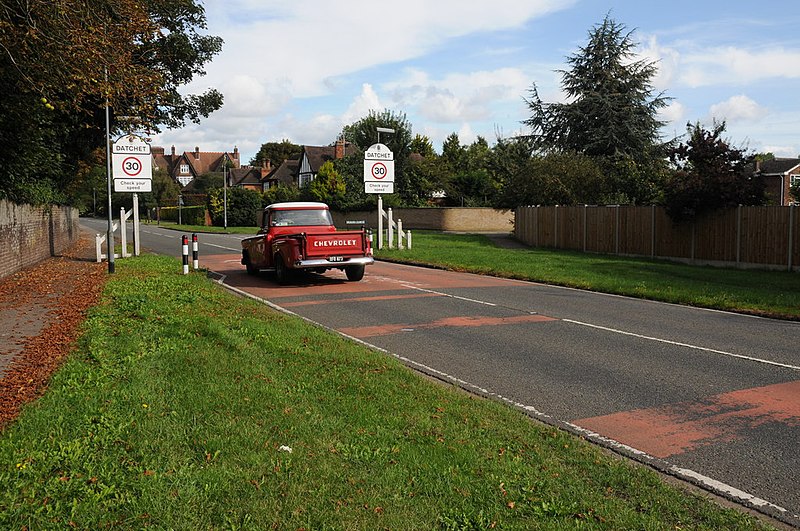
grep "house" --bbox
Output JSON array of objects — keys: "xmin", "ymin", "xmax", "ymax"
[
  {"xmin": 261, "ymin": 159, "xmax": 300, "ymax": 190},
  {"xmin": 296, "ymin": 140, "xmax": 355, "ymax": 187},
  {"xmin": 151, "ymin": 146, "xmax": 242, "ymax": 188},
  {"xmin": 756, "ymin": 158, "xmax": 800, "ymax": 205}
]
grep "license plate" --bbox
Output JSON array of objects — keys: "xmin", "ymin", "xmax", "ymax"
[{"xmin": 328, "ymin": 256, "xmax": 344, "ymax": 262}]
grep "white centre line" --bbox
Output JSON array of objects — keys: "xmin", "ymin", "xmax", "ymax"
[
  {"xmin": 563, "ymin": 318, "xmax": 800, "ymax": 371},
  {"xmin": 402, "ymin": 285, "xmax": 497, "ymax": 307}
]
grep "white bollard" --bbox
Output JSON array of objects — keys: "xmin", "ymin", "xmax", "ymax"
[
  {"xmin": 398, "ymin": 218, "xmax": 404, "ymax": 250},
  {"xmin": 387, "ymin": 208, "xmax": 394, "ymax": 249}
]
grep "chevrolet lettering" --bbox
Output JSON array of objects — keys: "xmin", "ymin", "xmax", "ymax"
[{"xmin": 241, "ymin": 202, "xmax": 374, "ymax": 284}]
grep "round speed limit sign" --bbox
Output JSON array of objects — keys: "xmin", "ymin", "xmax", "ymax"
[
  {"xmin": 122, "ymin": 156, "xmax": 143, "ymax": 177},
  {"xmin": 371, "ymin": 162, "xmax": 387, "ymax": 179}
]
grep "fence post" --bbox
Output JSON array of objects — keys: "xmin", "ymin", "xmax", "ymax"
[
  {"xmin": 182, "ymin": 235, "xmax": 189, "ymax": 275},
  {"xmin": 407, "ymin": 230, "xmax": 412, "ymax": 250},
  {"xmin": 397, "ymin": 219, "xmax": 404, "ymax": 250},
  {"xmin": 386, "ymin": 208, "xmax": 394, "ymax": 249},
  {"xmin": 615, "ymin": 205, "xmax": 620, "ymax": 255}
]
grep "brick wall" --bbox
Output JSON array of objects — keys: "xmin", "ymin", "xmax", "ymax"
[{"xmin": 0, "ymin": 200, "xmax": 81, "ymax": 280}]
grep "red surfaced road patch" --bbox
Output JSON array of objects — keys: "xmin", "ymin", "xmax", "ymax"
[
  {"xmin": 339, "ymin": 314, "xmax": 556, "ymax": 338},
  {"xmin": 574, "ymin": 380, "xmax": 800, "ymax": 458}
]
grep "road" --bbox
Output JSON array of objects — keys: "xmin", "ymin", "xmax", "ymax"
[{"xmin": 83, "ymin": 219, "xmax": 800, "ymax": 527}]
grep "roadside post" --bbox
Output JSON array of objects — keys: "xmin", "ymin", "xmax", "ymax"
[
  {"xmin": 192, "ymin": 233, "xmax": 199, "ymax": 270},
  {"xmin": 182, "ymin": 235, "xmax": 189, "ymax": 275}
]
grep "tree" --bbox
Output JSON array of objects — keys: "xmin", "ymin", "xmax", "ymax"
[
  {"xmin": 523, "ymin": 15, "xmax": 669, "ymax": 204},
  {"xmin": 250, "ymin": 140, "xmax": 302, "ymax": 168},
  {"xmin": 208, "ymin": 187, "xmax": 261, "ymax": 227},
  {"xmin": 0, "ymin": 0, "xmax": 223, "ymax": 204},
  {"xmin": 343, "ymin": 110, "xmax": 416, "ymax": 205},
  {"xmin": 303, "ymin": 161, "xmax": 346, "ymax": 207},
  {"xmin": 410, "ymin": 134, "xmax": 436, "ymax": 157},
  {"xmin": 496, "ymin": 152, "xmax": 606, "ymax": 208},
  {"xmin": 663, "ymin": 121, "xmax": 765, "ymax": 222}
]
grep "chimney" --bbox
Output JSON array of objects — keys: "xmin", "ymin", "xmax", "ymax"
[
  {"xmin": 233, "ymin": 146, "xmax": 240, "ymax": 160},
  {"xmin": 171, "ymin": 145, "xmax": 176, "ymax": 156},
  {"xmin": 755, "ymin": 159, "xmax": 761, "ymax": 173},
  {"xmin": 194, "ymin": 146, "xmax": 200, "ymax": 160},
  {"xmin": 335, "ymin": 139, "xmax": 344, "ymax": 159},
  {"xmin": 260, "ymin": 159, "xmax": 272, "ymax": 179}
]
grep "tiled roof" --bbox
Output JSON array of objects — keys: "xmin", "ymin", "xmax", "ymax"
[
  {"xmin": 266, "ymin": 159, "xmax": 300, "ymax": 186},
  {"xmin": 759, "ymin": 158, "xmax": 800, "ymax": 175}
]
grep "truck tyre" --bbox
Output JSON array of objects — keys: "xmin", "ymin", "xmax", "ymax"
[
  {"xmin": 275, "ymin": 254, "xmax": 290, "ymax": 284},
  {"xmin": 243, "ymin": 252, "xmax": 257, "ymax": 275},
  {"xmin": 345, "ymin": 264, "xmax": 365, "ymax": 281}
]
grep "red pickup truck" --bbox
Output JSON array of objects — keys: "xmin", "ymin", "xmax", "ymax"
[{"xmin": 241, "ymin": 202, "xmax": 373, "ymax": 283}]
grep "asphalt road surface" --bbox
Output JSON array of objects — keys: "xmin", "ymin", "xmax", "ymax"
[{"xmin": 84, "ymin": 219, "xmax": 800, "ymax": 526}]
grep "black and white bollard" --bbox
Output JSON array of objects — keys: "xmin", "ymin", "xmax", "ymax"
[
  {"xmin": 182, "ymin": 235, "xmax": 189, "ymax": 275},
  {"xmin": 192, "ymin": 233, "xmax": 199, "ymax": 269}
]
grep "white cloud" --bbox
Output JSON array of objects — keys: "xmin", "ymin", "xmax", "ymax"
[
  {"xmin": 708, "ymin": 95, "xmax": 766, "ymax": 123},
  {"xmin": 679, "ymin": 47, "xmax": 800, "ymax": 87}
]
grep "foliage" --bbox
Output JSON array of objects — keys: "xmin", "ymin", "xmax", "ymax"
[
  {"xmin": 664, "ymin": 121, "xmax": 765, "ymax": 222},
  {"xmin": 250, "ymin": 139, "xmax": 302, "ymax": 167},
  {"xmin": 410, "ymin": 134, "xmax": 436, "ymax": 157},
  {"xmin": 186, "ymin": 172, "xmax": 223, "ymax": 194},
  {"xmin": 303, "ymin": 161, "xmax": 346, "ymax": 206},
  {"xmin": 522, "ymin": 15, "xmax": 669, "ymax": 204},
  {"xmin": 496, "ymin": 152, "xmax": 606, "ymax": 207},
  {"xmin": 791, "ymin": 181, "xmax": 800, "ymax": 204},
  {"xmin": 158, "ymin": 205, "xmax": 206, "ymax": 225},
  {"xmin": 332, "ymin": 154, "xmax": 374, "ymax": 211},
  {"xmin": 207, "ymin": 187, "xmax": 262, "ymax": 227},
  {"xmin": 263, "ymin": 183, "xmax": 301, "ymax": 205},
  {"xmin": 0, "ymin": 0, "xmax": 223, "ymax": 205}
]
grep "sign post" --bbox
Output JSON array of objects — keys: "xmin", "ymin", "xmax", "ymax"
[{"xmin": 364, "ymin": 143, "xmax": 394, "ymax": 249}]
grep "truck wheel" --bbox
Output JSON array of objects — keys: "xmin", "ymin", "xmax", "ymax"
[
  {"xmin": 275, "ymin": 254, "xmax": 290, "ymax": 284},
  {"xmin": 243, "ymin": 252, "xmax": 257, "ymax": 275},
  {"xmin": 345, "ymin": 264, "xmax": 365, "ymax": 281}
]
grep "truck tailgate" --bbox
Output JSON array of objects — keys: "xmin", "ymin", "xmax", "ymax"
[{"xmin": 304, "ymin": 231, "xmax": 366, "ymax": 258}]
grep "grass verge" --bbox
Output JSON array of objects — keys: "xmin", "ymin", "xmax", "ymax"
[
  {"xmin": 0, "ymin": 254, "xmax": 771, "ymax": 529},
  {"xmin": 375, "ymin": 231, "xmax": 800, "ymax": 320}
]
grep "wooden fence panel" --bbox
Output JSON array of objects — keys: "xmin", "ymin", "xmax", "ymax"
[
  {"xmin": 619, "ymin": 206, "xmax": 652, "ymax": 256},
  {"xmin": 584, "ymin": 207, "xmax": 615, "ymax": 254},
  {"xmin": 695, "ymin": 209, "xmax": 737, "ymax": 262},
  {"xmin": 793, "ymin": 206, "xmax": 800, "ymax": 270},
  {"xmin": 559, "ymin": 206, "xmax": 583, "ymax": 250},
  {"xmin": 740, "ymin": 207, "xmax": 790, "ymax": 266},
  {"xmin": 653, "ymin": 210, "xmax": 692, "ymax": 260}
]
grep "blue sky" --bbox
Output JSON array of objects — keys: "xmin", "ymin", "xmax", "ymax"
[{"xmin": 153, "ymin": 0, "xmax": 800, "ymax": 164}]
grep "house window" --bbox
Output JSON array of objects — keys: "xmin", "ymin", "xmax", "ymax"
[
  {"xmin": 791, "ymin": 174, "xmax": 800, "ymax": 186},
  {"xmin": 299, "ymin": 173, "xmax": 314, "ymax": 187},
  {"xmin": 180, "ymin": 163, "xmax": 190, "ymax": 174}
]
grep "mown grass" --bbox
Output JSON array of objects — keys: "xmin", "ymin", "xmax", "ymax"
[
  {"xmin": 375, "ymin": 231, "xmax": 800, "ymax": 319},
  {"xmin": 0, "ymin": 255, "xmax": 772, "ymax": 529}
]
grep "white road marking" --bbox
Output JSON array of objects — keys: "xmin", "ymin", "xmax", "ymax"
[
  {"xmin": 401, "ymin": 285, "xmax": 497, "ymax": 307},
  {"xmin": 563, "ymin": 319, "xmax": 800, "ymax": 371}
]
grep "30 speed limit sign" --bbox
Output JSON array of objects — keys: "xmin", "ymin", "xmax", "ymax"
[{"xmin": 363, "ymin": 160, "xmax": 394, "ymax": 182}]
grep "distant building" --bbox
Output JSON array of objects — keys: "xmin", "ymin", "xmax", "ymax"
[
  {"xmin": 756, "ymin": 158, "xmax": 800, "ymax": 205},
  {"xmin": 151, "ymin": 146, "xmax": 241, "ymax": 187}
]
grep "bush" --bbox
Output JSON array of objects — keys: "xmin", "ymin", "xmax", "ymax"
[
  {"xmin": 208, "ymin": 187, "xmax": 262, "ymax": 227},
  {"xmin": 158, "ymin": 205, "xmax": 207, "ymax": 225}
]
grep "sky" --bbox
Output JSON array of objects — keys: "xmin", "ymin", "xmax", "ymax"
[{"xmin": 151, "ymin": 0, "xmax": 800, "ymax": 165}]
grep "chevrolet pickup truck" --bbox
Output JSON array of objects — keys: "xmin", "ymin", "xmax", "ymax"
[{"xmin": 241, "ymin": 202, "xmax": 373, "ymax": 283}]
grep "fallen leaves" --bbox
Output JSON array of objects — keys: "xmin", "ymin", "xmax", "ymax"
[{"xmin": 0, "ymin": 235, "xmax": 106, "ymax": 430}]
